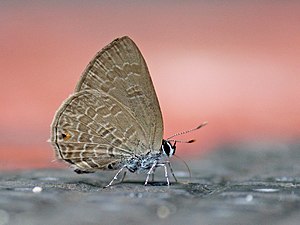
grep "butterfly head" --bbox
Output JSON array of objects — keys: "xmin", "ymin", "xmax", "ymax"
[
  {"xmin": 161, "ymin": 122, "xmax": 208, "ymax": 158},
  {"xmin": 161, "ymin": 139, "xmax": 176, "ymax": 157}
]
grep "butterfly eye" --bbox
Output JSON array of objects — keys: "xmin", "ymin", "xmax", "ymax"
[{"xmin": 161, "ymin": 140, "xmax": 175, "ymax": 157}]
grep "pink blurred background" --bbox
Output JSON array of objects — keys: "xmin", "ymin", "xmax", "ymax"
[{"xmin": 1, "ymin": 1, "xmax": 299, "ymax": 170}]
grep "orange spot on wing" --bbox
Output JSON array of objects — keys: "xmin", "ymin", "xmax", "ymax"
[{"xmin": 62, "ymin": 132, "xmax": 71, "ymax": 141}]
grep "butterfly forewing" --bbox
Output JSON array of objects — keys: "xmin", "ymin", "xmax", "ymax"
[
  {"xmin": 75, "ymin": 37, "xmax": 163, "ymax": 151},
  {"xmin": 51, "ymin": 36, "xmax": 163, "ymax": 170}
]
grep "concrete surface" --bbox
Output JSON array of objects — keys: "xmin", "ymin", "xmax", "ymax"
[{"xmin": 0, "ymin": 142, "xmax": 300, "ymax": 225}]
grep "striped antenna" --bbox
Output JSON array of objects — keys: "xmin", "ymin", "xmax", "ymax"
[{"xmin": 167, "ymin": 121, "xmax": 208, "ymax": 141}]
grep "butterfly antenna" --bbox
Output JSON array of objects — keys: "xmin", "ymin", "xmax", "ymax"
[
  {"xmin": 168, "ymin": 139, "xmax": 196, "ymax": 143},
  {"xmin": 166, "ymin": 121, "xmax": 208, "ymax": 140},
  {"xmin": 173, "ymin": 155, "xmax": 192, "ymax": 179}
]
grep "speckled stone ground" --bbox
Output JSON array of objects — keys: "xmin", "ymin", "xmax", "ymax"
[{"xmin": 1, "ymin": 142, "xmax": 300, "ymax": 225}]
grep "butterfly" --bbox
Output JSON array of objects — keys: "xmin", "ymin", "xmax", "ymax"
[{"xmin": 50, "ymin": 36, "xmax": 207, "ymax": 187}]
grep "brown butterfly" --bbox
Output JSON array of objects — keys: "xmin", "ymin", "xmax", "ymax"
[{"xmin": 50, "ymin": 36, "xmax": 206, "ymax": 187}]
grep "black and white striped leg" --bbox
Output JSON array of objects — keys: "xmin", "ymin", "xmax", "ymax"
[
  {"xmin": 104, "ymin": 165, "xmax": 126, "ymax": 188},
  {"xmin": 167, "ymin": 161, "xmax": 178, "ymax": 182},
  {"xmin": 144, "ymin": 161, "xmax": 157, "ymax": 186},
  {"xmin": 151, "ymin": 173, "xmax": 155, "ymax": 182},
  {"xmin": 157, "ymin": 163, "xmax": 170, "ymax": 186},
  {"xmin": 121, "ymin": 171, "xmax": 127, "ymax": 183},
  {"xmin": 151, "ymin": 167, "xmax": 156, "ymax": 182}
]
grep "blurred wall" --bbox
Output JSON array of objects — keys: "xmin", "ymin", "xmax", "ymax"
[{"xmin": 0, "ymin": 1, "xmax": 299, "ymax": 169}]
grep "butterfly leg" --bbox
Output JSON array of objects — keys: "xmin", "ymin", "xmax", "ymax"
[
  {"xmin": 157, "ymin": 163, "xmax": 170, "ymax": 186},
  {"xmin": 120, "ymin": 171, "xmax": 127, "ymax": 183},
  {"xmin": 151, "ymin": 171, "xmax": 155, "ymax": 182},
  {"xmin": 104, "ymin": 165, "xmax": 126, "ymax": 188},
  {"xmin": 151, "ymin": 166, "xmax": 157, "ymax": 182},
  {"xmin": 144, "ymin": 161, "xmax": 157, "ymax": 186},
  {"xmin": 167, "ymin": 161, "xmax": 178, "ymax": 182}
]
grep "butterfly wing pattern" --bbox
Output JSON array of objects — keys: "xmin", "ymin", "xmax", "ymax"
[
  {"xmin": 75, "ymin": 37, "xmax": 163, "ymax": 154},
  {"xmin": 51, "ymin": 37, "xmax": 172, "ymax": 186}
]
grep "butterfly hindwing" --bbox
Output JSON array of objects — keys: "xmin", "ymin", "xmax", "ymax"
[{"xmin": 51, "ymin": 90, "xmax": 155, "ymax": 170}]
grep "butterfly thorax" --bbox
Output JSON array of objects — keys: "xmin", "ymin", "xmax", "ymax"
[
  {"xmin": 124, "ymin": 139, "xmax": 175, "ymax": 174},
  {"xmin": 124, "ymin": 152, "xmax": 162, "ymax": 173}
]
